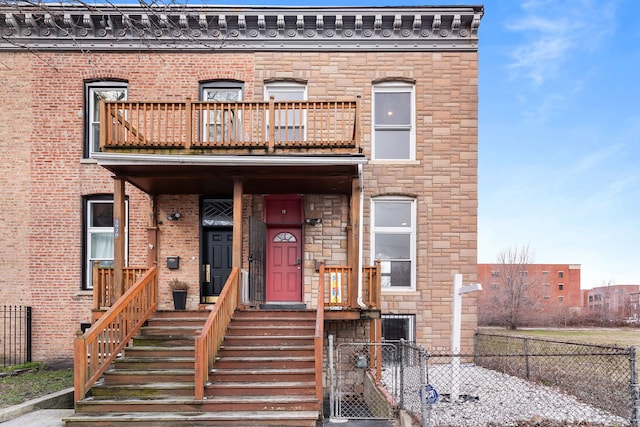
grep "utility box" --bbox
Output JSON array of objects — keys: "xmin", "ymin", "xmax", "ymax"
[{"xmin": 166, "ymin": 256, "xmax": 180, "ymax": 269}]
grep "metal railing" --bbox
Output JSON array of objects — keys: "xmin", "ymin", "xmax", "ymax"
[{"xmin": 1, "ymin": 305, "xmax": 32, "ymax": 368}]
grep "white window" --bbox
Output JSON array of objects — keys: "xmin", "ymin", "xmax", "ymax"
[
  {"xmin": 372, "ymin": 82, "xmax": 415, "ymax": 160},
  {"xmin": 264, "ymin": 82, "xmax": 307, "ymax": 141},
  {"xmin": 86, "ymin": 82, "xmax": 128, "ymax": 157},
  {"xmin": 381, "ymin": 314, "xmax": 416, "ymax": 342},
  {"xmin": 84, "ymin": 197, "xmax": 128, "ymax": 289},
  {"xmin": 371, "ymin": 198, "xmax": 416, "ymax": 290},
  {"xmin": 200, "ymin": 81, "xmax": 243, "ymax": 143}
]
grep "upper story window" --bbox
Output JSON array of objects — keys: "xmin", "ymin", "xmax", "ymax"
[
  {"xmin": 371, "ymin": 197, "xmax": 416, "ymax": 290},
  {"xmin": 264, "ymin": 81, "xmax": 307, "ymax": 141},
  {"xmin": 200, "ymin": 81, "xmax": 243, "ymax": 143},
  {"xmin": 558, "ymin": 271, "xmax": 564, "ymax": 278},
  {"xmin": 83, "ymin": 195, "xmax": 128, "ymax": 290},
  {"xmin": 85, "ymin": 81, "xmax": 128, "ymax": 158},
  {"xmin": 372, "ymin": 81, "xmax": 415, "ymax": 161}
]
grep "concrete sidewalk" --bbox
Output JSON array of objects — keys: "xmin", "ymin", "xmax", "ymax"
[{"xmin": 0, "ymin": 387, "xmax": 74, "ymax": 426}]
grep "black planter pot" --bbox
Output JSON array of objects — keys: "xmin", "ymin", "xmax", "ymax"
[{"xmin": 172, "ymin": 290, "xmax": 187, "ymax": 310}]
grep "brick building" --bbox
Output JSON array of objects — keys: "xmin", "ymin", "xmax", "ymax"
[
  {"xmin": 477, "ymin": 264, "xmax": 582, "ymax": 325},
  {"xmin": 0, "ymin": 3, "xmax": 482, "ymax": 422},
  {"xmin": 584, "ymin": 284, "xmax": 640, "ymax": 320}
]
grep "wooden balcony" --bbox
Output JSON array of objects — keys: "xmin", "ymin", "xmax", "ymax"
[{"xmin": 100, "ymin": 97, "xmax": 361, "ymax": 155}]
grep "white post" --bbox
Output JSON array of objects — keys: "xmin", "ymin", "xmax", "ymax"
[
  {"xmin": 451, "ymin": 274, "xmax": 463, "ymax": 402},
  {"xmin": 451, "ymin": 274, "xmax": 482, "ymax": 403}
]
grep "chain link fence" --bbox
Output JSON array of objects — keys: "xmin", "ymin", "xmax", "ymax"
[{"xmin": 387, "ymin": 335, "xmax": 638, "ymax": 427}]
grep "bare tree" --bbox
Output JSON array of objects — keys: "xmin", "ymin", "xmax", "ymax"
[{"xmin": 479, "ymin": 246, "xmax": 544, "ymax": 329}]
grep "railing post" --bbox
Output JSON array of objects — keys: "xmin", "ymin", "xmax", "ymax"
[
  {"xmin": 185, "ymin": 97, "xmax": 192, "ymax": 150},
  {"xmin": 25, "ymin": 306, "xmax": 32, "ymax": 363},
  {"xmin": 524, "ymin": 337, "xmax": 530, "ymax": 380},
  {"xmin": 268, "ymin": 96, "xmax": 276, "ymax": 152},
  {"xmin": 92, "ymin": 261, "xmax": 100, "ymax": 311},
  {"xmin": 630, "ymin": 346, "xmax": 639, "ymax": 427},
  {"xmin": 354, "ymin": 95, "xmax": 361, "ymax": 151},
  {"xmin": 99, "ymin": 99, "xmax": 107, "ymax": 150},
  {"xmin": 74, "ymin": 330, "xmax": 87, "ymax": 401}
]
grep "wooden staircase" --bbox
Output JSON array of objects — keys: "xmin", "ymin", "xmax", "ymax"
[{"xmin": 64, "ymin": 309, "xmax": 321, "ymax": 426}]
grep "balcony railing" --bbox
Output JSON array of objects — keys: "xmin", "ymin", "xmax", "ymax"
[
  {"xmin": 100, "ymin": 97, "xmax": 361, "ymax": 153},
  {"xmin": 320, "ymin": 261, "xmax": 381, "ymax": 311},
  {"xmin": 92, "ymin": 263, "xmax": 149, "ymax": 311}
]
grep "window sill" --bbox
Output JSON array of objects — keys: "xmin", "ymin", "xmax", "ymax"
[
  {"xmin": 80, "ymin": 158, "xmax": 98, "ymax": 165},
  {"xmin": 369, "ymin": 160, "xmax": 420, "ymax": 165},
  {"xmin": 381, "ymin": 289, "xmax": 418, "ymax": 295},
  {"xmin": 76, "ymin": 290, "xmax": 93, "ymax": 297}
]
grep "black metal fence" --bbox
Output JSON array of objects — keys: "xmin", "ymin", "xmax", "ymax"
[
  {"xmin": 383, "ymin": 335, "xmax": 639, "ymax": 427},
  {"xmin": 1, "ymin": 305, "xmax": 32, "ymax": 368}
]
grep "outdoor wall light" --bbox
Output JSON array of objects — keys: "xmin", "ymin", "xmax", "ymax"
[
  {"xmin": 167, "ymin": 212, "xmax": 182, "ymax": 221},
  {"xmin": 304, "ymin": 218, "xmax": 322, "ymax": 225}
]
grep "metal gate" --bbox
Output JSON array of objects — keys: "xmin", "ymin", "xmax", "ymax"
[
  {"xmin": 330, "ymin": 339, "xmax": 398, "ymax": 420},
  {"xmin": 248, "ymin": 215, "xmax": 266, "ymax": 303}
]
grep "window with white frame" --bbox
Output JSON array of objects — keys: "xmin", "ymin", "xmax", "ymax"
[
  {"xmin": 85, "ymin": 81, "xmax": 128, "ymax": 158},
  {"xmin": 83, "ymin": 196, "xmax": 128, "ymax": 289},
  {"xmin": 200, "ymin": 81, "xmax": 243, "ymax": 143},
  {"xmin": 381, "ymin": 313, "xmax": 416, "ymax": 342},
  {"xmin": 372, "ymin": 82, "xmax": 415, "ymax": 160},
  {"xmin": 264, "ymin": 81, "xmax": 307, "ymax": 141},
  {"xmin": 371, "ymin": 197, "xmax": 416, "ymax": 290}
]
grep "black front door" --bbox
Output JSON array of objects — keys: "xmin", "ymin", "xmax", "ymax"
[{"xmin": 201, "ymin": 228, "xmax": 233, "ymax": 303}]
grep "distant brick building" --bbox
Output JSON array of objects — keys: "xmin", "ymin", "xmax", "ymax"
[
  {"xmin": 584, "ymin": 285, "xmax": 640, "ymax": 320},
  {"xmin": 477, "ymin": 264, "xmax": 582, "ymax": 325}
]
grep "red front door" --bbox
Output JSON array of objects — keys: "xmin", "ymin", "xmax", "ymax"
[{"xmin": 266, "ymin": 227, "xmax": 302, "ymax": 302}]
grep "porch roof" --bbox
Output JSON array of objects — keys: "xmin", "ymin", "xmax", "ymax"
[{"xmin": 93, "ymin": 152, "xmax": 366, "ymax": 195}]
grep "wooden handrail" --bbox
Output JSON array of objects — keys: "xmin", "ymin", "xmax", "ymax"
[
  {"xmin": 102, "ymin": 99, "xmax": 359, "ymax": 152},
  {"xmin": 194, "ymin": 267, "xmax": 240, "ymax": 400},
  {"xmin": 92, "ymin": 265, "xmax": 149, "ymax": 310},
  {"xmin": 320, "ymin": 263, "xmax": 381, "ymax": 310},
  {"xmin": 314, "ymin": 262, "xmax": 325, "ymax": 401},
  {"xmin": 74, "ymin": 266, "xmax": 158, "ymax": 401}
]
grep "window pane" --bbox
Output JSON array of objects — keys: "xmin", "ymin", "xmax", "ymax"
[
  {"xmin": 375, "ymin": 92, "xmax": 411, "ymax": 125},
  {"xmin": 90, "ymin": 232, "xmax": 114, "ymax": 258},
  {"xmin": 90, "ymin": 202, "xmax": 113, "ymax": 227},
  {"xmin": 391, "ymin": 260, "xmax": 411, "ymax": 287},
  {"xmin": 375, "ymin": 234, "xmax": 410, "ymax": 259},
  {"xmin": 375, "ymin": 129, "xmax": 410, "ymax": 159},
  {"xmin": 268, "ymin": 89, "xmax": 305, "ymax": 101},
  {"xmin": 203, "ymin": 88, "xmax": 241, "ymax": 102},
  {"xmin": 92, "ymin": 89, "xmax": 126, "ymax": 121},
  {"xmin": 375, "ymin": 202, "xmax": 411, "ymax": 227}
]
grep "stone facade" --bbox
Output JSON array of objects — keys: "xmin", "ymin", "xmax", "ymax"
[{"xmin": 0, "ymin": 4, "xmax": 481, "ymax": 363}]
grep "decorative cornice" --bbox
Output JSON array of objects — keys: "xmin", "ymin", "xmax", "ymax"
[{"xmin": 0, "ymin": 4, "xmax": 483, "ymax": 52}]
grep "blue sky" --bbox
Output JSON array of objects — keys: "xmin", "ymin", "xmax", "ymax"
[{"xmin": 116, "ymin": 0, "xmax": 639, "ymax": 288}]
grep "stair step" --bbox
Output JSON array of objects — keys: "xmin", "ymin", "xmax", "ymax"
[
  {"xmin": 103, "ymin": 369, "xmax": 193, "ymax": 385},
  {"xmin": 140, "ymin": 325, "xmax": 202, "ymax": 336},
  {"xmin": 115, "ymin": 357, "xmax": 194, "ymax": 370},
  {"xmin": 209, "ymin": 367, "xmax": 315, "ymax": 382},
  {"xmin": 226, "ymin": 325, "xmax": 314, "ymax": 336},
  {"xmin": 64, "ymin": 410, "xmax": 319, "ymax": 426},
  {"xmin": 218, "ymin": 344, "xmax": 314, "ymax": 357},
  {"xmin": 201, "ymin": 395, "xmax": 320, "ymax": 412},
  {"xmin": 125, "ymin": 346, "xmax": 195, "ymax": 358},
  {"xmin": 206, "ymin": 380, "xmax": 315, "ymax": 396},
  {"xmin": 214, "ymin": 355, "xmax": 314, "ymax": 369},
  {"xmin": 75, "ymin": 397, "xmax": 199, "ymax": 413},
  {"xmin": 221, "ymin": 335, "xmax": 314, "ymax": 346},
  {"xmin": 91, "ymin": 382, "xmax": 195, "ymax": 398}
]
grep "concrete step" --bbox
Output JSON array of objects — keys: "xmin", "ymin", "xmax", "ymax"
[{"xmin": 64, "ymin": 410, "xmax": 319, "ymax": 426}]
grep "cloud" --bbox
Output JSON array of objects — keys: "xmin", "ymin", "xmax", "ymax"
[{"xmin": 506, "ymin": 0, "xmax": 616, "ymax": 86}]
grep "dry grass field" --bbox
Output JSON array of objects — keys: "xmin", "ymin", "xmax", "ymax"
[{"xmin": 477, "ymin": 326, "xmax": 640, "ymax": 349}]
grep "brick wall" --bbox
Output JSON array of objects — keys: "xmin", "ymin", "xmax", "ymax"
[{"xmin": 0, "ymin": 48, "xmax": 477, "ymax": 362}]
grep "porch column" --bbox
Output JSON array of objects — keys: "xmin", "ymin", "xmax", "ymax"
[
  {"xmin": 232, "ymin": 177, "xmax": 243, "ymax": 268},
  {"xmin": 348, "ymin": 175, "xmax": 361, "ymax": 309},
  {"xmin": 147, "ymin": 195, "xmax": 158, "ymax": 267},
  {"xmin": 113, "ymin": 177, "xmax": 126, "ymax": 300}
]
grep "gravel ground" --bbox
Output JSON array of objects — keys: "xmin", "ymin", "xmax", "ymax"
[{"xmin": 387, "ymin": 364, "xmax": 629, "ymax": 427}]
